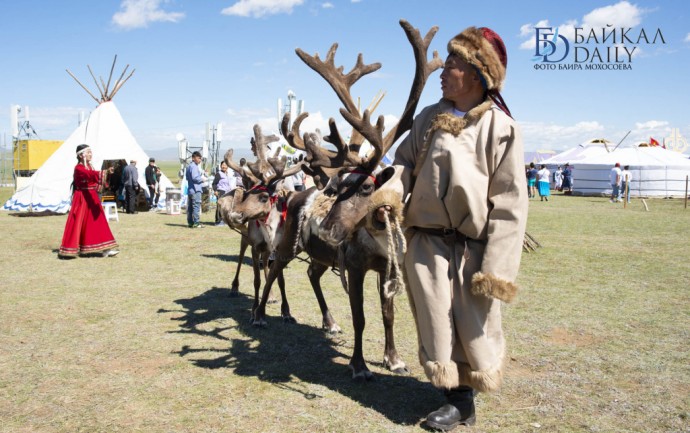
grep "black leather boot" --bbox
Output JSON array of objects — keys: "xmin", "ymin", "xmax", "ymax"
[{"xmin": 426, "ymin": 387, "xmax": 476, "ymax": 431}]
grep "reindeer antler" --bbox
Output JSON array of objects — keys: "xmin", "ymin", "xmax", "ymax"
[
  {"xmin": 348, "ymin": 20, "xmax": 442, "ymax": 171},
  {"xmin": 296, "ymin": 20, "xmax": 442, "ymax": 173},
  {"xmin": 224, "ymin": 149, "xmax": 259, "ymax": 185},
  {"xmin": 246, "ymin": 124, "xmax": 280, "ymax": 184},
  {"xmin": 281, "ymin": 112, "xmax": 341, "ymax": 189},
  {"xmin": 295, "ymin": 44, "xmax": 382, "ymax": 170}
]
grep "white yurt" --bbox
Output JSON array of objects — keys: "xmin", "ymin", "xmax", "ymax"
[
  {"xmin": 570, "ymin": 145, "xmax": 690, "ymax": 197},
  {"xmin": 541, "ymin": 138, "xmax": 615, "ymax": 165}
]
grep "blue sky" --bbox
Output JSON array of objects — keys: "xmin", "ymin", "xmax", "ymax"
[{"xmin": 1, "ymin": 0, "xmax": 688, "ymax": 157}]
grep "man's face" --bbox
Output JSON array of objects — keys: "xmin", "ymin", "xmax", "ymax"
[
  {"xmin": 440, "ymin": 54, "xmax": 481, "ymax": 106},
  {"xmin": 192, "ymin": 155, "xmax": 202, "ymax": 164}
]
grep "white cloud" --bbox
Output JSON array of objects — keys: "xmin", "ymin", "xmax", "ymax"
[
  {"xmin": 322, "ymin": 2, "xmax": 334, "ymax": 9},
  {"xmin": 582, "ymin": 1, "xmax": 642, "ymax": 29},
  {"xmin": 519, "ymin": 1, "xmax": 646, "ymax": 50},
  {"xmin": 351, "ymin": 0, "xmax": 363, "ymax": 3},
  {"xmin": 221, "ymin": 0, "xmax": 305, "ymax": 18},
  {"xmin": 112, "ymin": 0, "xmax": 185, "ymax": 30},
  {"xmin": 685, "ymin": 33, "xmax": 690, "ymax": 42},
  {"xmin": 634, "ymin": 120, "xmax": 669, "ymax": 130},
  {"xmin": 519, "ymin": 120, "xmax": 606, "ymax": 150}
]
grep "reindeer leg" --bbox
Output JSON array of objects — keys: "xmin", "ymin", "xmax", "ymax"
[
  {"xmin": 347, "ymin": 269, "xmax": 373, "ymax": 381},
  {"xmin": 378, "ymin": 270, "xmax": 409, "ymax": 375},
  {"xmin": 276, "ymin": 269, "xmax": 295, "ymax": 324},
  {"xmin": 230, "ymin": 236, "xmax": 249, "ymax": 297},
  {"xmin": 308, "ymin": 262, "xmax": 341, "ymax": 334},
  {"xmin": 249, "ymin": 247, "xmax": 263, "ymax": 323},
  {"xmin": 264, "ymin": 252, "xmax": 279, "ymax": 304},
  {"xmin": 253, "ymin": 258, "xmax": 289, "ymax": 327}
]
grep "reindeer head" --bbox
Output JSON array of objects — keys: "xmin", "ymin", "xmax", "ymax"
[
  {"xmin": 290, "ymin": 20, "xmax": 442, "ymax": 245},
  {"xmin": 223, "ymin": 124, "xmax": 305, "ymax": 226}
]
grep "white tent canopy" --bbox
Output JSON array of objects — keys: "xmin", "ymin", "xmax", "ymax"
[
  {"xmin": 541, "ymin": 138, "xmax": 615, "ymax": 165},
  {"xmin": 570, "ymin": 146, "xmax": 690, "ymax": 197},
  {"xmin": 3, "ymin": 101, "xmax": 175, "ymax": 213}
]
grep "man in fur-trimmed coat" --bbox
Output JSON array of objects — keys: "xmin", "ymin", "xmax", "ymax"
[{"xmin": 376, "ymin": 26, "xmax": 527, "ymax": 430}]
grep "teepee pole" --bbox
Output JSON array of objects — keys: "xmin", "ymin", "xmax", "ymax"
[
  {"xmin": 104, "ymin": 55, "xmax": 118, "ymax": 97},
  {"xmin": 87, "ymin": 65, "xmax": 106, "ymax": 101},
  {"xmin": 66, "ymin": 69, "xmax": 100, "ymax": 104},
  {"xmin": 109, "ymin": 68, "xmax": 135, "ymax": 100}
]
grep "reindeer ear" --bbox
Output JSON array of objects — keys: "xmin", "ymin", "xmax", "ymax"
[{"xmin": 375, "ymin": 166, "xmax": 396, "ymax": 188}]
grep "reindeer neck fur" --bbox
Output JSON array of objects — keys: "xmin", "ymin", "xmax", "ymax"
[{"xmin": 300, "ymin": 188, "xmax": 335, "ymax": 250}]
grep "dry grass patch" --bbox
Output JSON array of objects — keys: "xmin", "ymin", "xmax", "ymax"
[{"xmin": 0, "ymin": 191, "xmax": 688, "ymax": 432}]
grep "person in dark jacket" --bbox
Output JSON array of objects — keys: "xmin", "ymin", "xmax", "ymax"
[{"xmin": 121, "ymin": 160, "xmax": 139, "ymax": 214}]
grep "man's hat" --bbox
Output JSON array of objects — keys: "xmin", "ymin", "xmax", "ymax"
[
  {"xmin": 447, "ymin": 26, "xmax": 507, "ymax": 91},
  {"xmin": 149, "ymin": 157, "xmax": 155, "ymax": 162}
]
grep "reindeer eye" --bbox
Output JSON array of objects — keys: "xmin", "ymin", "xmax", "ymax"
[{"xmin": 359, "ymin": 183, "xmax": 374, "ymax": 195}]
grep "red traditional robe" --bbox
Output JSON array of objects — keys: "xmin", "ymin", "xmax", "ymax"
[{"xmin": 58, "ymin": 164, "xmax": 118, "ymax": 257}]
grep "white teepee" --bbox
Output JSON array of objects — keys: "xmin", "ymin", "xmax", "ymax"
[{"xmin": 3, "ymin": 57, "xmax": 175, "ymax": 213}]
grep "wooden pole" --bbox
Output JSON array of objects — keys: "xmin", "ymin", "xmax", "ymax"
[
  {"xmin": 108, "ymin": 69, "xmax": 135, "ymax": 100},
  {"xmin": 65, "ymin": 69, "xmax": 100, "ymax": 103},
  {"xmin": 685, "ymin": 175, "xmax": 688, "ymax": 209},
  {"xmin": 612, "ymin": 131, "xmax": 631, "ymax": 152},
  {"xmin": 104, "ymin": 55, "xmax": 118, "ymax": 97},
  {"xmin": 87, "ymin": 65, "xmax": 105, "ymax": 101}
]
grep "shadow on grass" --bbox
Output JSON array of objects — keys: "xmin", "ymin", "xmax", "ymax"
[
  {"xmin": 158, "ymin": 287, "xmax": 439, "ymax": 426},
  {"xmin": 201, "ymin": 253, "xmax": 252, "ymax": 265}
]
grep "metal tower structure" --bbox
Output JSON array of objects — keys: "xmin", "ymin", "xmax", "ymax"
[{"xmin": 277, "ymin": 90, "xmax": 304, "ymax": 136}]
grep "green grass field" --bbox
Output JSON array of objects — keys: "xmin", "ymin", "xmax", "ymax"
[{"xmin": 0, "ymin": 191, "xmax": 688, "ymax": 432}]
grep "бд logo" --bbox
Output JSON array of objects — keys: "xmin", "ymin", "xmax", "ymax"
[
  {"xmin": 530, "ymin": 24, "xmax": 666, "ymax": 71},
  {"xmin": 533, "ymin": 27, "xmax": 569, "ymax": 62}
]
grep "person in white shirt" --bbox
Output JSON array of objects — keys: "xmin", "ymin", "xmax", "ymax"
[
  {"xmin": 537, "ymin": 164, "xmax": 551, "ymax": 201},
  {"xmin": 554, "ymin": 165, "xmax": 563, "ymax": 191},
  {"xmin": 610, "ymin": 163, "xmax": 622, "ymax": 203}
]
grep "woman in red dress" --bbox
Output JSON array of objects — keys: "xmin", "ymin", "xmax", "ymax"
[{"xmin": 58, "ymin": 144, "xmax": 119, "ymax": 259}]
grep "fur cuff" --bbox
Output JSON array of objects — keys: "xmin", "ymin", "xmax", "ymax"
[
  {"xmin": 421, "ymin": 353, "xmax": 505, "ymax": 393},
  {"xmin": 423, "ymin": 359, "xmax": 460, "ymax": 390},
  {"xmin": 471, "ymin": 272, "xmax": 518, "ymax": 303},
  {"xmin": 365, "ymin": 188, "xmax": 404, "ymax": 231},
  {"xmin": 457, "ymin": 352, "xmax": 505, "ymax": 393}
]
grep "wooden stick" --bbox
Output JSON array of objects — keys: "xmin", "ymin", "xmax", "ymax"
[
  {"xmin": 66, "ymin": 69, "xmax": 100, "ymax": 103},
  {"xmin": 104, "ymin": 55, "xmax": 118, "ymax": 97},
  {"xmin": 685, "ymin": 175, "xmax": 688, "ymax": 209},
  {"xmin": 87, "ymin": 65, "xmax": 105, "ymax": 101},
  {"xmin": 108, "ymin": 68, "xmax": 135, "ymax": 100},
  {"xmin": 642, "ymin": 199, "xmax": 649, "ymax": 212}
]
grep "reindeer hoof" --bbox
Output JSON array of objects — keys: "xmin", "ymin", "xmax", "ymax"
[
  {"xmin": 349, "ymin": 365, "xmax": 375, "ymax": 382},
  {"xmin": 392, "ymin": 365, "xmax": 410, "ymax": 375},
  {"xmin": 282, "ymin": 315, "xmax": 297, "ymax": 324},
  {"xmin": 229, "ymin": 290, "xmax": 239, "ymax": 298},
  {"xmin": 323, "ymin": 323, "xmax": 342, "ymax": 334},
  {"xmin": 351, "ymin": 371, "xmax": 375, "ymax": 382},
  {"xmin": 252, "ymin": 318, "xmax": 268, "ymax": 328}
]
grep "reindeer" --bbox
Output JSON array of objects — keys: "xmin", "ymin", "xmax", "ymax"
[
  {"xmin": 217, "ymin": 125, "xmax": 308, "ymax": 321},
  {"xmin": 251, "ymin": 20, "xmax": 443, "ymax": 381}
]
